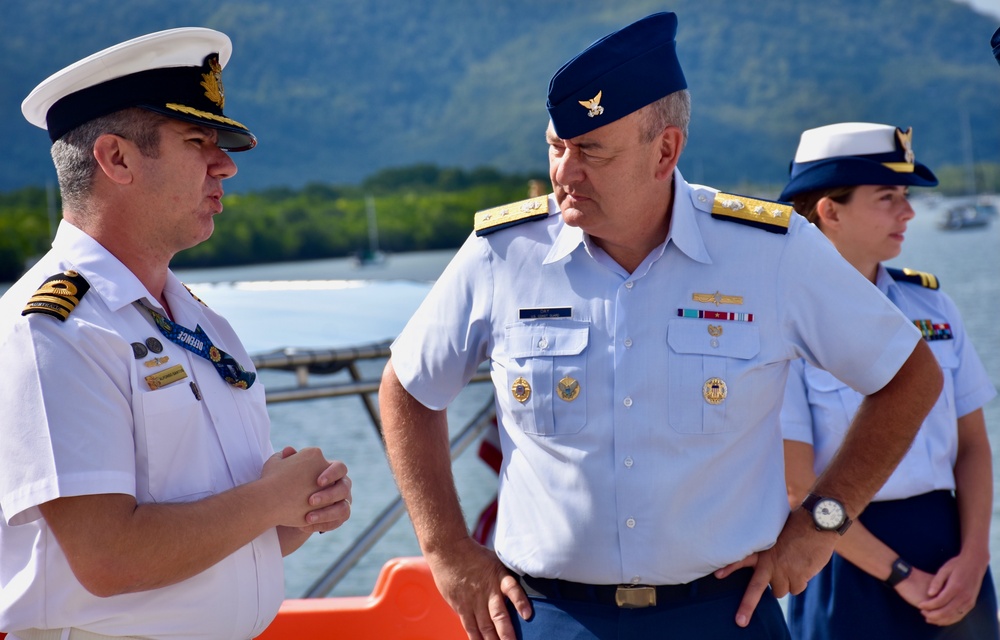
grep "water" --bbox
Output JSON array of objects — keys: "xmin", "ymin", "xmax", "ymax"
[{"xmin": 2, "ymin": 200, "xmax": 998, "ymax": 600}]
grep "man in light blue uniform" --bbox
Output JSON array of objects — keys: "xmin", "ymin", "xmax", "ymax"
[{"xmin": 380, "ymin": 12, "xmax": 943, "ymax": 640}]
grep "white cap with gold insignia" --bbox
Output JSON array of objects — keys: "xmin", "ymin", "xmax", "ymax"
[{"xmin": 21, "ymin": 27, "xmax": 256, "ymax": 151}]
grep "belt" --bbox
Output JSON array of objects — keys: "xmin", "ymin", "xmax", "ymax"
[
  {"xmin": 13, "ymin": 630, "xmax": 151, "ymax": 640},
  {"xmin": 517, "ymin": 567, "xmax": 753, "ymax": 609}
]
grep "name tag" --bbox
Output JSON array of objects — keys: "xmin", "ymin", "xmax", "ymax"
[
  {"xmin": 146, "ymin": 364, "xmax": 188, "ymax": 390},
  {"xmin": 519, "ymin": 307, "xmax": 572, "ymax": 320}
]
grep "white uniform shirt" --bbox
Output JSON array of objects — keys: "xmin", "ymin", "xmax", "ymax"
[
  {"xmin": 782, "ymin": 264, "xmax": 996, "ymax": 501},
  {"xmin": 391, "ymin": 169, "xmax": 921, "ymax": 585},
  {"xmin": 0, "ymin": 221, "xmax": 283, "ymax": 639}
]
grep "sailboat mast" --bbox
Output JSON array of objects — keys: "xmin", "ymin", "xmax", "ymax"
[{"xmin": 365, "ymin": 194, "xmax": 380, "ymax": 255}]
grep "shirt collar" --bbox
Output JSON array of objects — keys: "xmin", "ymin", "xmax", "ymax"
[
  {"xmin": 668, "ymin": 169, "xmax": 712, "ymax": 265},
  {"xmin": 541, "ymin": 168, "xmax": 713, "ymax": 268},
  {"xmin": 50, "ymin": 220, "xmax": 170, "ymax": 313},
  {"xmin": 875, "ymin": 263, "xmax": 901, "ymax": 300},
  {"xmin": 544, "ymin": 219, "xmax": 586, "ymax": 265}
]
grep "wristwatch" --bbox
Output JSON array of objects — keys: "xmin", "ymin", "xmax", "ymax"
[
  {"xmin": 885, "ymin": 557, "xmax": 912, "ymax": 587},
  {"xmin": 801, "ymin": 493, "xmax": 853, "ymax": 535}
]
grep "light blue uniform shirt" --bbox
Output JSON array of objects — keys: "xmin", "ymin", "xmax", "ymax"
[
  {"xmin": 392, "ymin": 170, "xmax": 920, "ymax": 585},
  {"xmin": 782, "ymin": 264, "xmax": 996, "ymax": 501}
]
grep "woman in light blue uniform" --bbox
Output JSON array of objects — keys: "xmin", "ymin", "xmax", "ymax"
[{"xmin": 779, "ymin": 122, "xmax": 999, "ymax": 639}]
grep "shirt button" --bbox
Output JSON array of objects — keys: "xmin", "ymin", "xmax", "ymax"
[
  {"xmin": 625, "ymin": 281, "xmax": 634, "ymax": 290},
  {"xmin": 623, "ymin": 397, "xmax": 633, "ymax": 407},
  {"xmin": 698, "ymin": 194, "xmax": 708, "ymax": 203},
  {"xmin": 538, "ymin": 337, "xmax": 549, "ymax": 349},
  {"xmin": 624, "ymin": 456, "xmax": 634, "ymax": 468},
  {"xmin": 631, "ymin": 576, "xmax": 642, "ymax": 584},
  {"xmin": 624, "ymin": 337, "xmax": 633, "ymax": 348},
  {"xmin": 626, "ymin": 518, "xmax": 636, "ymax": 529}
]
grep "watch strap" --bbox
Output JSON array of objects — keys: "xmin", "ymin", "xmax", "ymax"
[{"xmin": 885, "ymin": 557, "xmax": 912, "ymax": 587}]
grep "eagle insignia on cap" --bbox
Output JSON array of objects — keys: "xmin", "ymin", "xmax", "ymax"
[
  {"xmin": 579, "ymin": 91, "xmax": 605, "ymax": 118},
  {"xmin": 896, "ymin": 127, "xmax": 914, "ymax": 165},
  {"xmin": 201, "ymin": 54, "xmax": 225, "ymax": 109}
]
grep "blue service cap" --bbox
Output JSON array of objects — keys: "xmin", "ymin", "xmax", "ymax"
[
  {"xmin": 546, "ymin": 12, "xmax": 687, "ymax": 140},
  {"xmin": 778, "ymin": 122, "xmax": 938, "ymax": 202},
  {"xmin": 992, "ymin": 26, "xmax": 1000, "ymax": 66},
  {"xmin": 22, "ymin": 28, "xmax": 256, "ymax": 152}
]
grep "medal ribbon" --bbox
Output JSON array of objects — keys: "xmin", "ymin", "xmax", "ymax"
[{"xmin": 137, "ymin": 301, "xmax": 256, "ymax": 389}]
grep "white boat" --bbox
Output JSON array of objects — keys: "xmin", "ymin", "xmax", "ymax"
[{"xmin": 939, "ymin": 199, "xmax": 996, "ymax": 230}]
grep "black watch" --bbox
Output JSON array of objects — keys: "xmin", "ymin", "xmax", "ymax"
[
  {"xmin": 885, "ymin": 557, "xmax": 912, "ymax": 587},
  {"xmin": 801, "ymin": 493, "xmax": 853, "ymax": 535}
]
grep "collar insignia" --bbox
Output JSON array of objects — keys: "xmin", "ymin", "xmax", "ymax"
[{"xmin": 579, "ymin": 90, "xmax": 605, "ymax": 118}]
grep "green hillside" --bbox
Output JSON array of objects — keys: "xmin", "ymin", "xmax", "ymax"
[{"xmin": 1, "ymin": 0, "xmax": 998, "ymax": 194}]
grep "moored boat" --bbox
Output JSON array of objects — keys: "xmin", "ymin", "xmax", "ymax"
[{"xmin": 939, "ymin": 199, "xmax": 996, "ymax": 230}]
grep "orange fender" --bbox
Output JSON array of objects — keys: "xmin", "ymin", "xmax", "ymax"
[{"xmin": 257, "ymin": 556, "xmax": 466, "ymax": 640}]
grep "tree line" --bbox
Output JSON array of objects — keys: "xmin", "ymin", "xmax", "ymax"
[
  {"xmin": 0, "ymin": 165, "xmax": 545, "ymax": 283},
  {"xmin": 2, "ymin": 162, "xmax": 998, "ymax": 284}
]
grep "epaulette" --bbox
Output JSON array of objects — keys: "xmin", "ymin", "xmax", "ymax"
[
  {"xmin": 710, "ymin": 192, "xmax": 792, "ymax": 235},
  {"xmin": 183, "ymin": 283, "xmax": 208, "ymax": 306},
  {"xmin": 474, "ymin": 195, "xmax": 551, "ymax": 237},
  {"xmin": 887, "ymin": 267, "xmax": 939, "ymax": 290},
  {"xmin": 21, "ymin": 270, "xmax": 91, "ymax": 321}
]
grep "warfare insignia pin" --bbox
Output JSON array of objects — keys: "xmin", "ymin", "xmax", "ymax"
[
  {"xmin": 692, "ymin": 291, "xmax": 744, "ymax": 306},
  {"xmin": 512, "ymin": 377, "xmax": 532, "ymax": 403},
  {"xmin": 579, "ymin": 91, "xmax": 605, "ymax": 118},
  {"xmin": 144, "ymin": 356, "xmax": 170, "ymax": 368},
  {"xmin": 557, "ymin": 377, "xmax": 581, "ymax": 402},
  {"xmin": 703, "ymin": 377, "xmax": 727, "ymax": 405}
]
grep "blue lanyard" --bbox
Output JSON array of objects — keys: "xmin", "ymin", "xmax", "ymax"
[{"xmin": 137, "ymin": 301, "xmax": 256, "ymax": 389}]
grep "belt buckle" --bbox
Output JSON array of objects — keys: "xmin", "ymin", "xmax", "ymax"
[{"xmin": 614, "ymin": 584, "xmax": 657, "ymax": 608}]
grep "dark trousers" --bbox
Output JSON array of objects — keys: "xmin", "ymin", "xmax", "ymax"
[{"xmin": 506, "ymin": 573, "xmax": 790, "ymax": 639}]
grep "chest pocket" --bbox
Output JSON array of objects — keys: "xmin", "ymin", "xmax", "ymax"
[
  {"xmin": 505, "ymin": 321, "xmax": 588, "ymax": 436},
  {"xmin": 666, "ymin": 319, "xmax": 760, "ymax": 434},
  {"xmin": 804, "ymin": 365, "xmax": 862, "ymax": 433},
  {"xmin": 138, "ymin": 381, "xmax": 218, "ymax": 503},
  {"xmin": 928, "ymin": 340, "xmax": 959, "ymax": 414}
]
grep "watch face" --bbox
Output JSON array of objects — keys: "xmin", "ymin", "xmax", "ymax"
[{"xmin": 813, "ymin": 498, "xmax": 846, "ymax": 530}]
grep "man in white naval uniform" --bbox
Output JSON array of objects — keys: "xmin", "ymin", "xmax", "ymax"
[{"xmin": 0, "ymin": 28, "xmax": 352, "ymax": 639}]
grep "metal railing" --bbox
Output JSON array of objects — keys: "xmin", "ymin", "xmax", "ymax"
[{"xmin": 251, "ymin": 341, "xmax": 495, "ymax": 597}]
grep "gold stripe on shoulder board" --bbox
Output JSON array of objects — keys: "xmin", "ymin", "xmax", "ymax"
[
  {"xmin": 901, "ymin": 268, "xmax": 939, "ymax": 290},
  {"xmin": 475, "ymin": 195, "xmax": 551, "ymax": 237},
  {"xmin": 22, "ymin": 270, "xmax": 91, "ymax": 322},
  {"xmin": 711, "ymin": 193, "xmax": 792, "ymax": 234}
]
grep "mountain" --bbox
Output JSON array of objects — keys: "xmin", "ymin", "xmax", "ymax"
[{"xmin": 1, "ymin": 0, "xmax": 998, "ymax": 194}]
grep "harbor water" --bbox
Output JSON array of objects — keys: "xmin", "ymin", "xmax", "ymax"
[{"xmin": 2, "ymin": 197, "xmax": 998, "ymax": 600}]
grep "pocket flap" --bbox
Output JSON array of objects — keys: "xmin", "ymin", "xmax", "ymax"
[
  {"xmin": 506, "ymin": 321, "xmax": 589, "ymax": 358},
  {"xmin": 667, "ymin": 319, "xmax": 759, "ymax": 359}
]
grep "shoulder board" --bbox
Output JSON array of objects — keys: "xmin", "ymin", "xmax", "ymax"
[
  {"xmin": 887, "ymin": 267, "xmax": 940, "ymax": 290},
  {"xmin": 710, "ymin": 192, "xmax": 792, "ymax": 235},
  {"xmin": 183, "ymin": 283, "xmax": 208, "ymax": 306},
  {"xmin": 474, "ymin": 195, "xmax": 551, "ymax": 237},
  {"xmin": 21, "ymin": 270, "xmax": 91, "ymax": 322}
]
